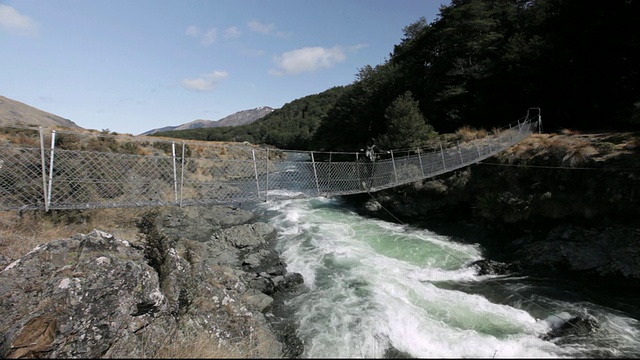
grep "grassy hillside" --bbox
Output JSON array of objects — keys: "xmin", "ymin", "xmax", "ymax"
[{"xmin": 0, "ymin": 96, "xmax": 82, "ymax": 130}]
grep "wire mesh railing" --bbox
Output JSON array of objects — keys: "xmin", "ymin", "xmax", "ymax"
[{"xmin": 0, "ymin": 113, "xmax": 540, "ymax": 211}]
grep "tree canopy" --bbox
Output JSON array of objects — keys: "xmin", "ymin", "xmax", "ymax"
[{"xmin": 156, "ymin": 0, "xmax": 640, "ymax": 152}]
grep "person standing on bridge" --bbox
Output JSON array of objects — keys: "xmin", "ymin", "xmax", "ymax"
[
  {"xmin": 360, "ymin": 138, "xmax": 378, "ymax": 190},
  {"xmin": 365, "ymin": 138, "xmax": 378, "ymax": 162}
]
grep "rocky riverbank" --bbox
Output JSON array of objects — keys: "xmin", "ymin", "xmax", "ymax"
[
  {"xmin": 346, "ymin": 131, "xmax": 640, "ymax": 293},
  {"xmin": 0, "ymin": 205, "xmax": 304, "ymax": 358}
]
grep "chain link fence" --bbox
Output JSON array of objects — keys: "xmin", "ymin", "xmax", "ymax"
[{"xmin": 0, "ymin": 116, "xmax": 539, "ymax": 211}]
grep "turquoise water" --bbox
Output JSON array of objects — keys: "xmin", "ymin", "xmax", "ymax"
[{"xmin": 256, "ymin": 195, "xmax": 640, "ymax": 358}]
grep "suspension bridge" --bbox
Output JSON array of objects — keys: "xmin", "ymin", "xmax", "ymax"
[{"xmin": 0, "ymin": 112, "xmax": 540, "ymax": 212}]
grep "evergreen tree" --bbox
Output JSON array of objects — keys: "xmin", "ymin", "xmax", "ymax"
[{"xmin": 379, "ymin": 91, "xmax": 436, "ymax": 150}]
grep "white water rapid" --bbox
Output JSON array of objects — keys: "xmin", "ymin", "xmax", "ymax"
[{"xmin": 255, "ymin": 194, "xmax": 640, "ymax": 358}]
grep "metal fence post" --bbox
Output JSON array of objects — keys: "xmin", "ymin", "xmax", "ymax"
[
  {"xmin": 457, "ymin": 141, "xmax": 464, "ymax": 165},
  {"xmin": 355, "ymin": 152, "xmax": 360, "ymax": 189},
  {"xmin": 391, "ymin": 150, "xmax": 398, "ymax": 184},
  {"xmin": 252, "ymin": 149, "xmax": 261, "ymax": 199},
  {"xmin": 172, "ymin": 142, "xmax": 178, "ymax": 204},
  {"xmin": 311, "ymin": 152, "xmax": 320, "ymax": 195},
  {"xmin": 328, "ymin": 151, "xmax": 333, "ymax": 189},
  {"xmin": 39, "ymin": 127, "xmax": 49, "ymax": 212},
  {"xmin": 417, "ymin": 148, "xmax": 424, "ymax": 176},
  {"xmin": 46, "ymin": 130, "xmax": 56, "ymax": 210},
  {"xmin": 265, "ymin": 148, "xmax": 269, "ymax": 202},
  {"xmin": 180, "ymin": 142, "xmax": 185, "ymax": 207},
  {"xmin": 440, "ymin": 143, "xmax": 446, "ymax": 170},
  {"xmin": 538, "ymin": 114, "xmax": 543, "ymax": 134}
]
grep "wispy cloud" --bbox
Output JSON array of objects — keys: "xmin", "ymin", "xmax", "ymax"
[
  {"xmin": 185, "ymin": 25, "xmax": 199, "ymax": 37},
  {"xmin": 201, "ymin": 28, "xmax": 217, "ymax": 46},
  {"xmin": 185, "ymin": 25, "xmax": 215, "ymax": 46},
  {"xmin": 0, "ymin": 5, "xmax": 38, "ymax": 36},
  {"xmin": 248, "ymin": 20, "xmax": 289, "ymax": 38},
  {"xmin": 182, "ymin": 71, "xmax": 229, "ymax": 91},
  {"xmin": 269, "ymin": 46, "xmax": 347, "ymax": 76},
  {"xmin": 349, "ymin": 43, "xmax": 369, "ymax": 52},
  {"xmin": 248, "ymin": 20, "xmax": 273, "ymax": 35},
  {"xmin": 223, "ymin": 26, "xmax": 241, "ymax": 40}
]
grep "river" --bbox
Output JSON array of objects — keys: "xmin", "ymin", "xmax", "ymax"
[{"xmin": 251, "ymin": 193, "xmax": 640, "ymax": 358}]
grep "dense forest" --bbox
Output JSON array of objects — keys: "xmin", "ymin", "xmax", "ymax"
[{"xmin": 155, "ymin": 0, "xmax": 639, "ymax": 152}]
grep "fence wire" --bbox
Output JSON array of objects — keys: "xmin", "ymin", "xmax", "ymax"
[{"xmin": 0, "ymin": 117, "xmax": 539, "ymax": 211}]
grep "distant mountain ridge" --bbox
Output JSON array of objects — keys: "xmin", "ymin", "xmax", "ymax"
[
  {"xmin": 140, "ymin": 106, "xmax": 274, "ymax": 135},
  {"xmin": 0, "ymin": 95, "xmax": 82, "ymax": 130},
  {"xmin": 0, "ymin": 95, "xmax": 275, "ymax": 136}
]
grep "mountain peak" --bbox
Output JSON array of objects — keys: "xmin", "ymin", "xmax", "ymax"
[{"xmin": 140, "ymin": 106, "xmax": 274, "ymax": 135}]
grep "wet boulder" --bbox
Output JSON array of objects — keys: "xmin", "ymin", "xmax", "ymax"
[
  {"xmin": 541, "ymin": 312, "xmax": 599, "ymax": 341},
  {"xmin": 468, "ymin": 259, "xmax": 516, "ymax": 276}
]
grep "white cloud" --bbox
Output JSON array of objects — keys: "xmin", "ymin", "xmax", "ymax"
[
  {"xmin": 248, "ymin": 20, "xmax": 274, "ymax": 35},
  {"xmin": 224, "ymin": 26, "xmax": 241, "ymax": 40},
  {"xmin": 0, "ymin": 5, "xmax": 38, "ymax": 36},
  {"xmin": 201, "ymin": 28, "xmax": 217, "ymax": 46},
  {"xmin": 269, "ymin": 46, "xmax": 347, "ymax": 76},
  {"xmin": 185, "ymin": 25, "xmax": 199, "ymax": 37},
  {"xmin": 182, "ymin": 71, "xmax": 229, "ymax": 91}
]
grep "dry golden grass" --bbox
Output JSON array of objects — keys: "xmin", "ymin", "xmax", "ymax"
[
  {"xmin": 154, "ymin": 327, "xmax": 282, "ymax": 359},
  {"xmin": 455, "ymin": 125, "xmax": 488, "ymax": 141},
  {"xmin": 560, "ymin": 128, "xmax": 582, "ymax": 135},
  {"xmin": 497, "ymin": 131, "xmax": 640, "ymax": 167},
  {"xmin": 0, "ymin": 208, "xmax": 146, "ymax": 262}
]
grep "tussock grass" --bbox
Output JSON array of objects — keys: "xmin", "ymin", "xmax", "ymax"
[
  {"xmin": 499, "ymin": 133, "xmax": 598, "ymax": 167},
  {"xmin": 0, "ymin": 208, "xmax": 146, "ymax": 262},
  {"xmin": 455, "ymin": 125, "xmax": 488, "ymax": 142},
  {"xmin": 154, "ymin": 327, "xmax": 282, "ymax": 359}
]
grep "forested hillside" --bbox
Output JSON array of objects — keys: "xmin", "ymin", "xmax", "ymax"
[
  {"xmin": 155, "ymin": 86, "xmax": 346, "ymax": 150},
  {"xmin": 155, "ymin": 0, "xmax": 639, "ymax": 152}
]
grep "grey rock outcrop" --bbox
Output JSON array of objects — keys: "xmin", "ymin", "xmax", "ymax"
[
  {"xmin": 511, "ymin": 224, "xmax": 640, "ymax": 288},
  {"xmin": 0, "ymin": 205, "xmax": 304, "ymax": 358}
]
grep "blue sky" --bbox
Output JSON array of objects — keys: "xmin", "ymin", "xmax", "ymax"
[{"xmin": 1, "ymin": 0, "xmax": 448, "ymax": 135}]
